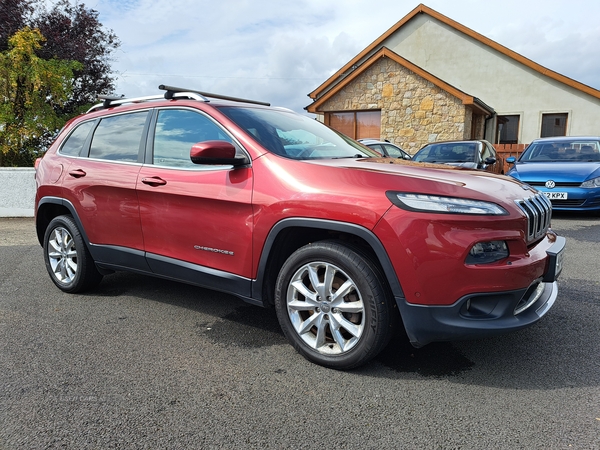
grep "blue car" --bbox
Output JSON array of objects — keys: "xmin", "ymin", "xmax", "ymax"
[{"xmin": 506, "ymin": 136, "xmax": 600, "ymax": 212}]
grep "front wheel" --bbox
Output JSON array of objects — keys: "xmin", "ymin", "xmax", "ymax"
[
  {"xmin": 43, "ymin": 215, "xmax": 103, "ymax": 293},
  {"xmin": 274, "ymin": 241, "xmax": 396, "ymax": 369}
]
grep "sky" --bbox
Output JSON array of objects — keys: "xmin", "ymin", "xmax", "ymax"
[{"xmin": 79, "ymin": 0, "xmax": 600, "ymax": 114}]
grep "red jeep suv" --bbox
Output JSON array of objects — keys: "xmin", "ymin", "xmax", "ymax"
[{"xmin": 34, "ymin": 85, "xmax": 565, "ymax": 369}]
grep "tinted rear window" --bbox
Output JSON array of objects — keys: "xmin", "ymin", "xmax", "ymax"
[
  {"xmin": 89, "ymin": 112, "xmax": 148, "ymax": 162},
  {"xmin": 59, "ymin": 121, "xmax": 95, "ymax": 157}
]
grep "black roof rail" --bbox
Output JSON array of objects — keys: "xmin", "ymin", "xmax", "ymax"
[
  {"xmin": 98, "ymin": 94, "xmax": 125, "ymax": 109},
  {"xmin": 158, "ymin": 84, "xmax": 270, "ymax": 106}
]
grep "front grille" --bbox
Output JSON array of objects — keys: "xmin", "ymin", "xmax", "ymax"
[
  {"xmin": 514, "ymin": 193, "xmax": 552, "ymax": 242},
  {"xmin": 551, "ymin": 199, "xmax": 586, "ymax": 207},
  {"xmin": 526, "ymin": 181, "xmax": 581, "ymax": 188}
]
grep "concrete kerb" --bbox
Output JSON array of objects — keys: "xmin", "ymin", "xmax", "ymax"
[{"xmin": 0, "ymin": 168, "xmax": 36, "ymax": 217}]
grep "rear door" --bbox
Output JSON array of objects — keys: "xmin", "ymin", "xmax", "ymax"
[
  {"xmin": 62, "ymin": 111, "xmax": 149, "ymax": 252},
  {"xmin": 136, "ymin": 107, "xmax": 254, "ymax": 279}
]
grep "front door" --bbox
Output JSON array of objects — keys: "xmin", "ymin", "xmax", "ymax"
[{"xmin": 136, "ymin": 108, "xmax": 254, "ymax": 278}]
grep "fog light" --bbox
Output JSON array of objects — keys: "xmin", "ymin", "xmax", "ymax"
[{"xmin": 466, "ymin": 241, "xmax": 508, "ymax": 264}]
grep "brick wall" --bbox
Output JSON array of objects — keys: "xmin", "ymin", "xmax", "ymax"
[{"xmin": 319, "ymin": 57, "xmax": 471, "ymax": 154}]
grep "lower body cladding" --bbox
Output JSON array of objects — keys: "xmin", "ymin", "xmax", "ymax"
[{"xmin": 398, "ymin": 235, "xmax": 565, "ymax": 347}]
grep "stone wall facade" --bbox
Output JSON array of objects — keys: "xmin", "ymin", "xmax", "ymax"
[{"xmin": 319, "ymin": 56, "xmax": 474, "ymax": 154}]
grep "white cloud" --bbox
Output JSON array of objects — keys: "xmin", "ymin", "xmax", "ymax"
[{"xmin": 93, "ymin": 0, "xmax": 600, "ymax": 114}]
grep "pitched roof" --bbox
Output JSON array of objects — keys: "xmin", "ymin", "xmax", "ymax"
[
  {"xmin": 308, "ymin": 3, "xmax": 600, "ymax": 102},
  {"xmin": 305, "ymin": 47, "xmax": 494, "ymax": 115}
]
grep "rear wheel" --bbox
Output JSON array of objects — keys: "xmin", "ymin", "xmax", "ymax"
[
  {"xmin": 274, "ymin": 241, "xmax": 396, "ymax": 369},
  {"xmin": 43, "ymin": 215, "xmax": 102, "ymax": 293}
]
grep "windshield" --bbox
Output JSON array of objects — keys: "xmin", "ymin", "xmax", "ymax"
[
  {"xmin": 217, "ymin": 106, "xmax": 380, "ymax": 160},
  {"xmin": 519, "ymin": 140, "xmax": 600, "ymax": 162},
  {"xmin": 413, "ymin": 142, "xmax": 478, "ymax": 163}
]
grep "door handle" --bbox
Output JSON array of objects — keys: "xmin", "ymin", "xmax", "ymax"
[
  {"xmin": 141, "ymin": 177, "xmax": 167, "ymax": 187},
  {"xmin": 68, "ymin": 169, "xmax": 86, "ymax": 178}
]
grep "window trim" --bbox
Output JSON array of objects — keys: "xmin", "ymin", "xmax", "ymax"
[
  {"xmin": 539, "ymin": 111, "xmax": 570, "ymax": 138},
  {"xmin": 57, "ymin": 119, "xmax": 98, "ymax": 158},
  {"xmin": 85, "ymin": 109, "xmax": 153, "ymax": 163},
  {"xmin": 146, "ymin": 106, "xmax": 251, "ymax": 170},
  {"xmin": 495, "ymin": 113, "xmax": 521, "ymax": 145}
]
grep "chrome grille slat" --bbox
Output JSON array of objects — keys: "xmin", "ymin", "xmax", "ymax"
[{"xmin": 515, "ymin": 193, "xmax": 552, "ymax": 242}]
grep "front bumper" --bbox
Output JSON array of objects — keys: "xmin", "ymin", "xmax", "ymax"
[{"xmin": 398, "ymin": 236, "xmax": 565, "ymax": 347}]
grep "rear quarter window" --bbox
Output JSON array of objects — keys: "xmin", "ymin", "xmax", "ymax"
[{"xmin": 59, "ymin": 121, "xmax": 95, "ymax": 156}]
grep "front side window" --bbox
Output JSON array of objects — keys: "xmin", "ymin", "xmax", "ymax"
[
  {"xmin": 381, "ymin": 143, "xmax": 406, "ymax": 158},
  {"xmin": 482, "ymin": 142, "xmax": 495, "ymax": 161},
  {"xmin": 541, "ymin": 113, "xmax": 568, "ymax": 138},
  {"xmin": 59, "ymin": 121, "xmax": 95, "ymax": 156},
  {"xmin": 89, "ymin": 111, "xmax": 148, "ymax": 162},
  {"xmin": 153, "ymin": 109, "xmax": 233, "ymax": 168}
]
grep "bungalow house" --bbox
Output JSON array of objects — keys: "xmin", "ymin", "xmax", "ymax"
[{"xmin": 306, "ymin": 4, "xmax": 600, "ymax": 154}]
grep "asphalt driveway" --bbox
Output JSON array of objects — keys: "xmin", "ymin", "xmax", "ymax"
[{"xmin": 1, "ymin": 215, "xmax": 599, "ymax": 448}]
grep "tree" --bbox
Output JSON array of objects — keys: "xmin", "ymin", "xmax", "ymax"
[
  {"xmin": 32, "ymin": 0, "xmax": 120, "ymax": 116},
  {"xmin": 0, "ymin": 0, "xmax": 120, "ymax": 166},
  {"xmin": 0, "ymin": 0, "xmax": 35, "ymax": 52},
  {"xmin": 0, "ymin": 27, "xmax": 82, "ymax": 166}
]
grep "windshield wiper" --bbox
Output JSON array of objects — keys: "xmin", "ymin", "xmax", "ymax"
[{"xmin": 332, "ymin": 154, "xmax": 367, "ymax": 159}]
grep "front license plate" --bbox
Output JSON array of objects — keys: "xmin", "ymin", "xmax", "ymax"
[{"xmin": 544, "ymin": 192, "xmax": 567, "ymax": 200}]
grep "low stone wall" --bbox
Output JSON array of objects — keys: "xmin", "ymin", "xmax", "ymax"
[{"xmin": 0, "ymin": 168, "xmax": 36, "ymax": 217}]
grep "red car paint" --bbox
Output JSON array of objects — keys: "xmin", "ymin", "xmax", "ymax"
[{"xmin": 34, "ymin": 90, "xmax": 565, "ymax": 362}]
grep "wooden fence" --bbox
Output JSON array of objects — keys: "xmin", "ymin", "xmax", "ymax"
[{"xmin": 494, "ymin": 143, "xmax": 527, "ymax": 174}]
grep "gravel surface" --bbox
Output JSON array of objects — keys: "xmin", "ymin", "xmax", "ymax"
[
  {"xmin": 0, "ymin": 215, "xmax": 599, "ymax": 449},
  {"xmin": 0, "ymin": 218, "xmax": 38, "ymax": 246}
]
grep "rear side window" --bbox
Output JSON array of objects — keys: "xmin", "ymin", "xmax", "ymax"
[
  {"xmin": 89, "ymin": 111, "xmax": 148, "ymax": 162},
  {"xmin": 153, "ymin": 109, "xmax": 233, "ymax": 168},
  {"xmin": 59, "ymin": 121, "xmax": 95, "ymax": 156}
]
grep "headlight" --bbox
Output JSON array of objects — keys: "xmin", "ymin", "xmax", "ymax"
[
  {"xmin": 386, "ymin": 192, "xmax": 508, "ymax": 215},
  {"xmin": 580, "ymin": 176, "xmax": 600, "ymax": 188}
]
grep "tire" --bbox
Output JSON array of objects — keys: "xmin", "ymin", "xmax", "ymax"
[
  {"xmin": 43, "ymin": 215, "xmax": 103, "ymax": 293},
  {"xmin": 274, "ymin": 240, "xmax": 396, "ymax": 369}
]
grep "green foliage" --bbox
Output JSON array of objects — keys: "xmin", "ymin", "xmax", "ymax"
[{"xmin": 0, "ymin": 27, "xmax": 81, "ymax": 166}]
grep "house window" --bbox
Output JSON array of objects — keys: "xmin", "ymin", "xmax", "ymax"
[
  {"xmin": 541, "ymin": 113, "xmax": 568, "ymax": 137},
  {"xmin": 327, "ymin": 111, "xmax": 381, "ymax": 140},
  {"xmin": 496, "ymin": 115, "xmax": 519, "ymax": 144}
]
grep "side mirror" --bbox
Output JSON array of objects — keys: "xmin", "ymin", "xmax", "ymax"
[
  {"xmin": 484, "ymin": 157, "xmax": 497, "ymax": 165},
  {"xmin": 190, "ymin": 141, "xmax": 250, "ymax": 167},
  {"xmin": 506, "ymin": 156, "xmax": 516, "ymax": 164}
]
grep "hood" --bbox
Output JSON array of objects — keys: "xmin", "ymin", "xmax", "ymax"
[
  {"xmin": 306, "ymin": 157, "xmax": 534, "ymax": 204},
  {"xmin": 508, "ymin": 161, "xmax": 600, "ymax": 182}
]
